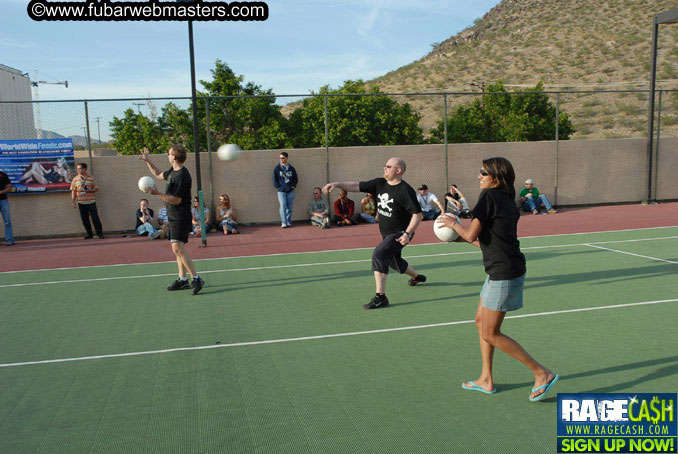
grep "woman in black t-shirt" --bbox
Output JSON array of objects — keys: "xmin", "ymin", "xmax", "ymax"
[{"xmin": 437, "ymin": 157, "xmax": 558, "ymax": 401}]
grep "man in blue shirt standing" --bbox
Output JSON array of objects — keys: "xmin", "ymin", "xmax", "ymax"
[
  {"xmin": 0, "ymin": 170, "xmax": 14, "ymax": 246},
  {"xmin": 273, "ymin": 151, "xmax": 298, "ymax": 228}
]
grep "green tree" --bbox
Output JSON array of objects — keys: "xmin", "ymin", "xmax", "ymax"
[
  {"xmin": 289, "ymin": 80, "xmax": 424, "ymax": 147},
  {"xmin": 110, "ymin": 108, "xmax": 170, "ymax": 155},
  {"xmin": 157, "ymin": 102, "xmax": 192, "ymax": 149},
  {"xmin": 197, "ymin": 59, "xmax": 291, "ymax": 150},
  {"xmin": 112, "ymin": 60, "xmax": 292, "ymax": 154},
  {"xmin": 431, "ymin": 82, "xmax": 574, "ymax": 143}
]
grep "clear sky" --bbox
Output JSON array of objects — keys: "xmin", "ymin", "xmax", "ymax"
[{"xmin": 2, "ymin": 0, "xmax": 501, "ymax": 101}]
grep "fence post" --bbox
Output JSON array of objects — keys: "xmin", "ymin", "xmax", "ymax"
[
  {"xmin": 645, "ymin": 17, "xmax": 659, "ymax": 204},
  {"xmin": 653, "ymin": 90, "xmax": 663, "ymax": 201},
  {"xmin": 444, "ymin": 93, "xmax": 449, "ymax": 189},
  {"xmin": 84, "ymin": 100, "xmax": 93, "ymax": 170},
  {"xmin": 554, "ymin": 93, "xmax": 560, "ymax": 205},
  {"xmin": 324, "ymin": 95, "xmax": 330, "ymax": 185},
  {"xmin": 205, "ymin": 97, "xmax": 215, "ymax": 210}
]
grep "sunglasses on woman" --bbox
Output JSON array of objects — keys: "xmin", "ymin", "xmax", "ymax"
[{"xmin": 480, "ymin": 169, "xmax": 489, "ymax": 176}]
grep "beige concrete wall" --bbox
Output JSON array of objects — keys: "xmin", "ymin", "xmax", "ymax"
[
  {"xmin": 655, "ymin": 137, "xmax": 678, "ymax": 201},
  {"xmin": 4, "ymin": 138, "xmax": 668, "ymax": 239},
  {"xmin": 556, "ymin": 138, "xmax": 647, "ymax": 205},
  {"xmin": 446, "ymin": 141, "xmax": 558, "ymax": 206},
  {"xmin": 209, "ymin": 147, "xmax": 328, "ymax": 225}
]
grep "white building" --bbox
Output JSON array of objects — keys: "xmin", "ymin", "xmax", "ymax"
[{"xmin": 0, "ymin": 63, "xmax": 36, "ymax": 140}]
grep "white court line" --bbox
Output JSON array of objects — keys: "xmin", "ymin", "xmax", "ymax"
[
  {"xmin": 1, "ymin": 298, "xmax": 676, "ymax": 369},
  {"xmin": 2, "ymin": 225, "xmax": 677, "ymax": 275},
  {"xmin": 585, "ymin": 244, "xmax": 678, "ymax": 264},
  {"xmin": 1, "ymin": 236, "xmax": 677, "ymax": 289}
]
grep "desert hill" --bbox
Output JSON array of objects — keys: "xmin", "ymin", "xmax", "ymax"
[{"xmin": 365, "ymin": 0, "xmax": 678, "ymax": 140}]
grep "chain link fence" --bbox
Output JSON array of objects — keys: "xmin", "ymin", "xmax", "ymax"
[{"xmin": 0, "ymin": 89, "xmax": 676, "ymax": 239}]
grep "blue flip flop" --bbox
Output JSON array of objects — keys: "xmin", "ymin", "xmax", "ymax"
[
  {"xmin": 461, "ymin": 381, "xmax": 497, "ymax": 394},
  {"xmin": 529, "ymin": 374, "xmax": 559, "ymax": 402}
]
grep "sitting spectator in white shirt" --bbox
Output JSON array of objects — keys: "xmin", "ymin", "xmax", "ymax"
[
  {"xmin": 416, "ymin": 184, "xmax": 444, "ymax": 220},
  {"xmin": 152, "ymin": 206, "xmax": 169, "ymax": 239}
]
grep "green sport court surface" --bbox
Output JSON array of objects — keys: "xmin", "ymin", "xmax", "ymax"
[{"xmin": 1, "ymin": 227, "xmax": 677, "ymax": 453}]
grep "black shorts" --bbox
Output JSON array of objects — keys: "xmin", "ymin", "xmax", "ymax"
[
  {"xmin": 169, "ymin": 218, "xmax": 191, "ymax": 243},
  {"xmin": 372, "ymin": 231, "xmax": 409, "ymax": 274}
]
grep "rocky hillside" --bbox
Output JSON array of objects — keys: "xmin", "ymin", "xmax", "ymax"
[{"xmin": 370, "ymin": 0, "xmax": 678, "ymax": 140}]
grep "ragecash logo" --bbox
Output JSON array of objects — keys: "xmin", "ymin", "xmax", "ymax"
[{"xmin": 557, "ymin": 393, "xmax": 677, "ymax": 453}]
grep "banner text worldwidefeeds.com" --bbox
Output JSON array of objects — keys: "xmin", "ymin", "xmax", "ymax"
[{"xmin": 28, "ymin": 0, "xmax": 269, "ymax": 22}]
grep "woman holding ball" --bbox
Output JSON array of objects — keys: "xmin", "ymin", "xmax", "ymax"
[{"xmin": 437, "ymin": 157, "xmax": 558, "ymax": 401}]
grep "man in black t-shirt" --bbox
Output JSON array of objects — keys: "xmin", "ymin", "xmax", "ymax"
[
  {"xmin": 139, "ymin": 145, "xmax": 204, "ymax": 295},
  {"xmin": 323, "ymin": 157, "xmax": 426, "ymax": 310}
]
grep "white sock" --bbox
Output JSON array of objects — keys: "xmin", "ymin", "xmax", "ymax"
[{"xmin": 179, "ymin": 276, "xmax": 188, "ymax": 282}]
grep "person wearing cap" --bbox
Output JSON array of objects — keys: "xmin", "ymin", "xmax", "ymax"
[
  {"xmin": 519, "ymin": 179, "xmax": 557, "ymax": 215},
  {"xmin": 416, "ymin": 184, "xmax": 444, "ymax": 220}
]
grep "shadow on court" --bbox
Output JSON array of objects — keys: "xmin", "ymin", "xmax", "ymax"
[
  {"xmin": 526, "ymin": 263, "xmax": 676, "ymax": 289},
  {"xmin": 497, "ymin": 355, "xmax": 678, "ymax": 402},
  {"xmin": 195, "ymin": 256, "xmax": 675, "ymax": 303},
  {"xmin": 199, "ymin": 258, "xmax": 482, "ymax": 296}
]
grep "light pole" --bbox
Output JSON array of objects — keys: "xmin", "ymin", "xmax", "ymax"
[
  {"xmin": 94, "ymin": 117, "xmax": 101, "ymax": 143},
  {"xmin": 177, "ymin": 0, "xmax": 206, "ymax": 246}
]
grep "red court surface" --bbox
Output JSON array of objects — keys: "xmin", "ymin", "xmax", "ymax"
[{"xmin": 2, "ymin": 202, "xmax": 677, "ymax": 273}]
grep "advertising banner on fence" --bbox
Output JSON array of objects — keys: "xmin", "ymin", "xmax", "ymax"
[
  {"xmin": 0, "ymin": 139, "xmax": 75, "ymax": 194},
  {"xmin": 558, "ymin": 393, "xmax": 677, "ymax": 453}
]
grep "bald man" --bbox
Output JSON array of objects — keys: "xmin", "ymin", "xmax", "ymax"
[{"xmin": 323, "ymin": 157, "xmax": 427, "ymax": 310}]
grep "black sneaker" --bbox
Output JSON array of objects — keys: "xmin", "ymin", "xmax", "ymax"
[
  {"xmin": 191, "ymin": 277, "xmax": 204, "ymax": 295},
  {"xmin": 407, "ymin": 274, "xmax": 427, "ymax": 286},
  {"xmin": 167, "ymin": 279, "xmax": 191, "ymax": 291},
  {"xmin": 363, "ymin": 294, "xmax": 389, "ymax": 310},
  {"xmin": 83, "ymin": 235, "xmax": 93, "ymax": 239}
]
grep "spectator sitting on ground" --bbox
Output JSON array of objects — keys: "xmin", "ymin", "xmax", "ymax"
[
  {"xmin": 136, "ymin": 198, "xmax": 158, "ymax": 238},
  {"xmin": 191, "ymin": 196, "xmax": 211, "ymax": 235},
  {"xmin": 360, "ymin": 192, "xmax": 377, "ymax": 224},
  {"xmin": 417, "ymin": 184, "xmax": 444, "ymax": 220},
  {"xmin": 153, "ymin": 206, "xmax": 169, "ymax": 239},
  {"xmin": 519, "ymin": 179, "xmax": 557, "ymax": 214},
  {"xmin": 444, "ymin": 184, "xmax": 472, "ymax": 219},
  {"xmin": 333, "ymin": 189, "xmax": 361, "ymax": 226},
  {"xmin": 216, "ymin": 194, "xmax": 239, "ymax": 234},
  {"xmin": 308, "ymin": 187, "xmax": 330, "ymax": 229}
]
